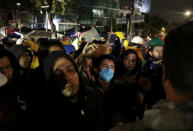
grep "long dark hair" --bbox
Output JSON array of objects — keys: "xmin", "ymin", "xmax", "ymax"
[
  {"xmin": 0, "ymin": 49, "xmax": 21, "ymax": 83},
  {"xmin": 0, "ymin": 49, "xmax": 21, "ymax": 96}
]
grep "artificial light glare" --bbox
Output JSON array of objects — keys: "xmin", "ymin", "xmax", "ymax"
[
  {"xmin": 185, "ymin": 11, "xmax": 191, "ymax": 16},
  {"xmin": 16, "ymin": 2, "xmax": 21, "ymax": 6},
  {"xmin": 41, "ymin": 5, "xmax": 49, "ymax": 8}
]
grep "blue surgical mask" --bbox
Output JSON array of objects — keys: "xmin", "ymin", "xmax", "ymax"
[{"xmin": 99, "ymin": 68, "xmax": 114, "ymax": 82}]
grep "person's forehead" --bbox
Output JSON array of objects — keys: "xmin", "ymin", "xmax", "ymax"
[
  {"xmin": 125, "ymin": 53, "xmax": 137, "ymax": 58},
  {"xmin": 100, "ymin": 59, "xmax": 114, "ymax": 65},
  {"xmin": 154, "ymin": 46, "xmax": 163, "ymax": 50},
  {"xmin": 54, "ymin": 57, "xmax": 73, "ymax": 67},
  {"xmin": 21, "ymin": 51, "xmax": 30, "ymax": 55},
  {"xmin": 0, "ymin": 56, "xmax": 11, "ymax": 66}
]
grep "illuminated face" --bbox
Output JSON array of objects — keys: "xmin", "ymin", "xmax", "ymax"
[
  {"xmin": 99, "ymin": 59, "xmax": 115, "ymax": 73},
  {"xmin": 123, "ymin": 53, "xmax": 137, "ymax": 72},
  {"xmin": 152, "ymin": 46, "xmax": 163, "ymax": 60},
  {"xmin": 53, "ymin": 57, "xmax": 80, "ymax": 95},
  {"xmin": 19, "ymin": 52, "xmax": 32, "ymax": 69},
  {"xmin": 0, "ymin": 56, "xmax": 14, "ymax": 80}
]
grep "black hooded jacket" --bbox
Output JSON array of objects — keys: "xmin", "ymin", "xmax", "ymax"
[{"xmin": 36, "ymin": 51, "xmax": 104, "ymax": 131}]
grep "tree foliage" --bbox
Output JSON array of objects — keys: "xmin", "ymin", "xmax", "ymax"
[
  {"xmin": 0, "ymin": 0, "xmax": 38, "ymax": 26},
  {"xmin": 29, "ymin": 0, "xmax": 71, "ymax": 32},
  {"xmin": 29, "ymin": 0, "xmax": 70, "ymax": 15},
  {"xmin": 0, "ymin": 0, "xmax": 17, "ymax": 26}
]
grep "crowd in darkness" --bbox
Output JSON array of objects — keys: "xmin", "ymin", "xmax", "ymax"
[{"xmin": 0, "ymin": 21, "xmax": 193, "ymax": 131}]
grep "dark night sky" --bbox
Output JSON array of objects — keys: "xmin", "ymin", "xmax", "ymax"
[{"xmin": 151, "ymin": 0, "xmax": 193, "ymax": 23}]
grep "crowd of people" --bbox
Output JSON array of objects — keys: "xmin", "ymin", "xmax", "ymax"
[{"xmin": 0, "ymin": 21, "xmax": 193, "ymax": 131}]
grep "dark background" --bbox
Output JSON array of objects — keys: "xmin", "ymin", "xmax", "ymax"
[{"xmin": 151, "ymin": 0, "xmax": 193, "ymax": 23}]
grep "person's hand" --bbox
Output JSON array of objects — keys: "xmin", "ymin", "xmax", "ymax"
[{"xmin": 82, "ymin": 43, "xmax": 99, "ymax": 57}]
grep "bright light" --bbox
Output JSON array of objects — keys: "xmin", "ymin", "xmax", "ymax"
[
  {"xmin": 185, "ymin": 11, "xmax": 191, "ymax": 16},
  {"xmin": 16, "ymin": 2, "xmax": 21, "ymax": 6},
  {"xmin": 41, "ymin": 5, "xmax": 49, "ymax": 8},
  {"xmin": 92, "ymin": 9, "xmax": 96, "ymax": 13}
]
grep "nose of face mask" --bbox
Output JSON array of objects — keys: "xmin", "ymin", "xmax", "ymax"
[{"xmin": 99, "ymin": 68, "xmax": 114, "ymax": 82}]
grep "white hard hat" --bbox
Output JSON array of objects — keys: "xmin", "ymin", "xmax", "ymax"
[
  {"xmin": 131, "ymin": 36, "xmax": 144, "ymax": 44},
  {"xmin": 16, "ymin": 38, "xmax": 24, "ymax": 45},
  {"xmin": 0, "ymin": 73, "xmax": 8, "ymax": 87}
]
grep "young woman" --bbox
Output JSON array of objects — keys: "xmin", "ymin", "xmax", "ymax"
[
  {"xmin": 114, "ymin": 49, "xmax": 145, "ymax": 121},
  {"xmin": 116, "ymin": 49, "xmax": 142, "ymax": 84}
]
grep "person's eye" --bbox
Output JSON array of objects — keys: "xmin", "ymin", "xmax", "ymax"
[
  {"xmin": 54, "ymin": 68, "xmax": 62, "ymax": 72},
  {"xmin": 53, "ymin": 69, "xmax": 64, "ymax": 75},
  {"xmin": 67, "ymin": 68, "xmax": 76, "ymax": 73},
  {"xmin": 111, "ymin": 66, "xmax": 115, "ymax": 69},
  {"xmin": 5, "ymin": 65, "xmax": 12, "ymax": 69},
  {"xmin": 101, "ymin": 65, "xmax": 107, "ymax": 68},
  {"xmin": 104, "ymin": 65, "xmax": 108, "ymax": 68}
]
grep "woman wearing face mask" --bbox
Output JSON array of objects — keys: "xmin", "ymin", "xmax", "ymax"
[{"xmin": 39, "ymin": 51, "xmax": 104, "ymax": 131}]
